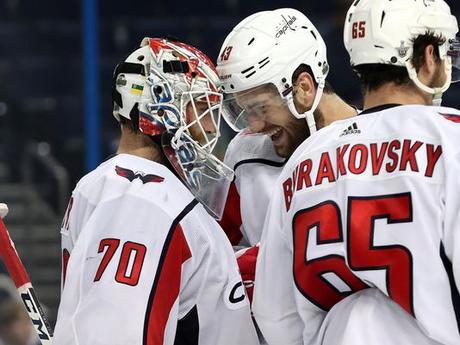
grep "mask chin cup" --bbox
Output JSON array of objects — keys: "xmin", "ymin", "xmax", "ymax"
[{"xmin": 161, "ymin": 131, "xmax": 234, "ymax": 220}]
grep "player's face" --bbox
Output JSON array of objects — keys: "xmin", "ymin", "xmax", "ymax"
[
  {"xmin": 235, "ymin": 86, "xmax": 309, "ymax": 158},
  {"xmin": 185, "ymin": 100, "xmax": 217, "ymax": 146}
]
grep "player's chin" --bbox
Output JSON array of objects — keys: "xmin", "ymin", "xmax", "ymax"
[
  {"xmin": 273, "ymin": 142, "xmax": 293, "ymax": 158},
  {"xmin": 273, "ymin": 129, "xmax": 302, "ymax": 158},
  {"xmin": 275, "ymin": 143, "xmax": 296, "ymax": 159}
]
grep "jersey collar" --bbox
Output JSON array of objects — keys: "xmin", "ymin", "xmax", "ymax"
[{"xmin": 359, "ymin": 104, "xmax": 402, "ymax": 116}]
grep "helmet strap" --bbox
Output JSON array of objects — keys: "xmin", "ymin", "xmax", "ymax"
[
  {"xmin": 405, "ymin": 58, "xmax": 452, "ymax": 106},
  {"xmin": 286, "ymin": 80, "xmax": 325, "ymax": 135}
]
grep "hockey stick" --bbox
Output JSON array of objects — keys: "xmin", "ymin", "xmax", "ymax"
[{"xmin": 0, "ymin": 216, "xmax": 54, "ymax": 344}]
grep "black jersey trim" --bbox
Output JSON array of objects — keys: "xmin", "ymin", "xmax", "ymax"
[
  {"xmin": 143, "ymin": 198, "xmax": 199, "ymax": 345},
  {"xmin": 359, "ymin": 104, "xmax": 402, "ymax": 116},
  {"xmin": 234, "ymin": 158, "xmax": 286, "ymax": 172},
  {"xmin": 173, "ymin": 305, "xmax": 199, "ymax": 345},
  {"xmin": 440, "ymin": 242, "xmax": 460, "ymax": 334}
]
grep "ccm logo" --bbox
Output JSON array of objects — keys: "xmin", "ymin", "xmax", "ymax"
[
  {"xmin": 352, "ymin": 21, "xmax": 366, "ymax": 39},
  {"xmin": 21, "ymin": 292, "xmax": 52, "ymax": 340}
]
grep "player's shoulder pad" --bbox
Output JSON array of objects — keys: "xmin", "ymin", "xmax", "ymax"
[{"xmin": 224, "ymin": 130, "xmax": 283, "ymax": 170}]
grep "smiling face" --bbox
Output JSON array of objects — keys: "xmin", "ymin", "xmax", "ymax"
[{"xmin": 235, "ymin": 84, "xmax": 309, "ymax": 158}]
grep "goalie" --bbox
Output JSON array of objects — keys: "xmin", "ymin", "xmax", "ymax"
[{"xmin": 53, "ymin": 38, "xmax": 258, "ymax": 345}]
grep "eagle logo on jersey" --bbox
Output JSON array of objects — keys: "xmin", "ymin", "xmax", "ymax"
[{"xmin": 115, "ymin": 165, "xmax": 165, "ymax": 184}]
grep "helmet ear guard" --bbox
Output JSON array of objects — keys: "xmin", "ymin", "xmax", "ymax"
[
  {"xmin": 112, "ymin": 45, "xmax": 150, "ymax": 124},
  {"xmin": 112, "ymin": 62, "xmax": 147, "ymax": 109}
]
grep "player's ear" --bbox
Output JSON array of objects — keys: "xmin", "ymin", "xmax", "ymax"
[
  {"xmin": 293, "ymin": 72, "xmax": 316, "ymax": 114},
  {"xmin": 417, "ymin": 44, "xmax": 439, "ymax": 85}
]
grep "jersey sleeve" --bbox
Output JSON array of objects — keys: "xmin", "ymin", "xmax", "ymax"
[
  {"xmin": 59, "ymin": 190, "xmax": 95, "ymax": 290},
  {"xmin": 219, "ymin": 181, "xmax": 244, "ymax": 245},
  {"xmin": 442, "ymin": 147, "xmax": 460, "ymax": 298},
  {"xmin": 319, "ymin": 289, "xmax": 438, "ymax": 345},
  {"xmin": 219, "ymin": 137, "xmax": 245, "ymax": 245},
  {"xmin": 252, "ymin": 187, "xmax": 305, "ymax": 345},
  {"xmin": 177, "ymin": 209, "xmax": 259, "ymax": 345}
]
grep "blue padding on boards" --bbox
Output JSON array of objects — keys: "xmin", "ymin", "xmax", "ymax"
[{"xmin": 83, "ymin": 0, "xmax": 100, "ymax": 171}]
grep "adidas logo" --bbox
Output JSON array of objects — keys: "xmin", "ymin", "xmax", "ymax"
[{"xmin": 340, "ymin": 122, "xmax": 361, "ymax": 137}]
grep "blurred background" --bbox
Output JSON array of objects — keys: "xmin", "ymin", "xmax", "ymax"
[{"xmin": 0, "ymin": 0, "xmax": 458, "ymax": 338}]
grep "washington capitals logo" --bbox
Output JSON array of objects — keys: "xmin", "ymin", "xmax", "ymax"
[
  {"xmin": 115, "ymin": 165, "xmax": 165, "ymax": 184},
  {"xmin": 275, "ymin": 15, "xmax": 297, "ymax": 38}
]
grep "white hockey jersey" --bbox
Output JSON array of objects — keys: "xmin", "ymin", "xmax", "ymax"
[
  {"xmin": 54, "ymin": 154, "xmax": 259, "ymax": 345},
  {"xmin": 253, "ymin": 104, "xmax": 460, "ymax": 345},
  {"xmin": 220, "ymin": 131, "xmax": 285, "ymax": 246},
  {"xmin": 318, "ymin": 289, "xmax": 442, "ymax": 345}
]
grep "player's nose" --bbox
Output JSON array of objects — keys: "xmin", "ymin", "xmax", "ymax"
[
  {"xmin": 247, "ymin": 113, "xmax": 266, "ymax": 134},
  {"xmin": 200, "ymin": 111, "xmax": 217, "ymax": 134}
]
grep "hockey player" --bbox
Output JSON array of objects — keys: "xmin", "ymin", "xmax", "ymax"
[
  {"xmin": 217, "ymin": 8, "xmax": 358, "ymax": 247},
  {"xmin": 53, "ymin": 37, "xmax": 259, "ymax": 345},
  {"xmin": 217, "ymin": 7, "xmax": 358, "ymax": 308},
  {"xmin": 253, "ymin": 0, "xmax": 460, "ymax": 344}
]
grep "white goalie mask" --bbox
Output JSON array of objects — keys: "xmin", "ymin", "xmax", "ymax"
[
  {"xmin": 112, "ymin": 37, "xmax": 233, "ymax": 220},
  {"xmin": 344, "ymin": 0, "xmax": 459, "ymax": 105},
  {"xmin": 216, "ymin": 8, "xmax": 329, "ymax": 136}
]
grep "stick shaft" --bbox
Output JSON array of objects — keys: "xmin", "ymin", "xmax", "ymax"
[{"xmin": 0, "ymin": 219, "xmax": 54, "ymax": 344}]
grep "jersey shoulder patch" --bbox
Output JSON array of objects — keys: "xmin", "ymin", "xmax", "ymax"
[{"xmin": 115, "ymin": 165, "xmax": 165, "ymax": 184}]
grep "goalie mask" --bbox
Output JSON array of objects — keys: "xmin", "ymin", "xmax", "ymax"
[{"xmin": 112, "ymin": 37, "xmax": 233, "ymax": 220}]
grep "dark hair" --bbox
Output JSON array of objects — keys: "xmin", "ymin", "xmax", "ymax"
[
  {"xmin": 354, "ymin": 31, "xmax": 446, "ymax": 92},
  {"xmin": 119, "ymin": 115, "xmax": 139, "ymax": 133},
  {"xmin": 117, "ymin": 100, "xmax": 141, "ymax": 133},
  {"xmin": 119, "ymin": 114, "xmax": 164, "ymax": 147},
  {"xmin": 292, "ymin": 64, "xmax": 335, "ymax": 94}
]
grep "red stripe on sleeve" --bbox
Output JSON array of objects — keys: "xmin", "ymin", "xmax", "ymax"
[
  {"xmin": 62, "ymin": 249, "xmax": 70, "ymax": 287},
  {"xmin": 145, "ymin": 224, "xmax": 192, "ymax": 345},
  {"xmin": 219, "ymin": 181, "xmax": 243, "ymax": 245}
]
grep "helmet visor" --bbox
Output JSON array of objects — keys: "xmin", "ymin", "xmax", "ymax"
[
  {"xmin": 162, "ymin": 131, "xmax": 234, "ymax": 220},
  {"xmin": 448, "ymin": 34, "xmax": 460, "ymax": 83},
  {"xmin": 221, "ymin": 83, "xmax": 288, "ymax": 132}
]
